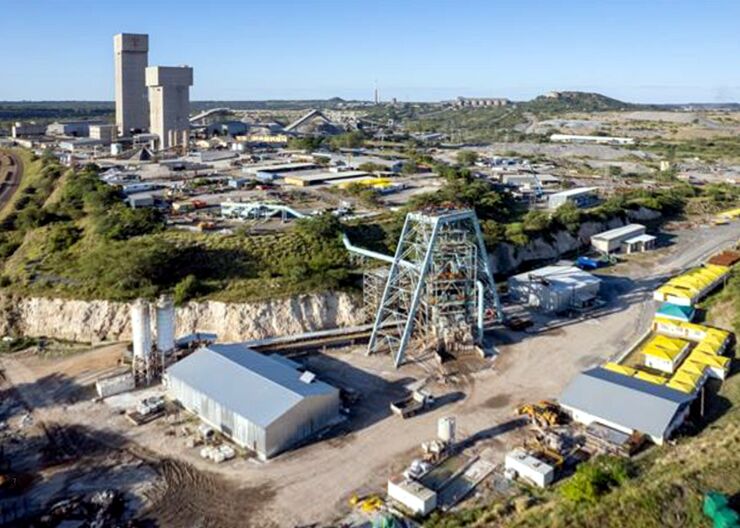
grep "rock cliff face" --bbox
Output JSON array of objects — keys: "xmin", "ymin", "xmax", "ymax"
[
  {"xmin": 0, "ymin": 208, "xmax": 661, "ymax": 342},
  {"xmin": 489, "ymin": 207, "xmax": 661, "ymax": 274},
  {"xmin": 0, "ymin": 292, "xmax": 363, "ymax": 343}
]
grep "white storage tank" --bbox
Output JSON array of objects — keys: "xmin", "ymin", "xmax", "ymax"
[
  {"xmin": 131, "ymin": 298, "xmax": 152, "ymax": 360},
  {"xmin": 155, "ymin": 294, "xmax": 176, "ymax": 354},
  {"xmin": 438, "ymin": 416, "xmax": 456, "ymax": 444}
]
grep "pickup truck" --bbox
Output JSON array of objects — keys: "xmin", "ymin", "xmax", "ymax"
[{"xmin": 390, "ymin": 390, "xmax": 434, "ymax": 419}]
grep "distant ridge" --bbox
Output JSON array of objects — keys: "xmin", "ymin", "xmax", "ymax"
[{"xmin": 523, "ymin": 91, "xmax": 640, "ymax": 112}]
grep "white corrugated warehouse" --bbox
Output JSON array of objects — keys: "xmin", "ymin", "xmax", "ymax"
[
  {"xmin": 507, "ymin": 265, "xmax": 601, "ymax": 313},
  {"xmin": 165, "ymin": 343, "xmax": 341, "ymax": 460}
]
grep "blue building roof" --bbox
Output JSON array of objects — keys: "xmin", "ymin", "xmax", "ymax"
[
  {"xmin": 657, "ymin": 302, "xmax": 695, "ymax": 322},
  {"xmin": 166, "ymin": 343, "xmax": 338, "ymax": 428}
]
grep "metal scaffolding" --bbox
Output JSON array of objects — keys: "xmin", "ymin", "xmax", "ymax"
[
  {"xmin": 363, "ymin": 267, "xmax": 389, "ymax": 322},
  {"xmin": 367, "ymin": 209, "xmax": 501, "ymax": 367}
]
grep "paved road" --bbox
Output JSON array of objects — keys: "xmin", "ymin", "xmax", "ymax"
[{"xmin": 0, "ymin": 151, "xmax": 23, "ymax": 214}]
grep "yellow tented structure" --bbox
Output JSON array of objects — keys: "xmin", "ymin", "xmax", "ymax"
[
  {"xmin": 653, "ymin": 265, "xmax": 731, "ymax": 306},
  {"xmin": 603, "ymin": 362, "xmax": 639, "ymax": 376},
  {"xmin": 641, "ymin": 335, "xmax": 690, "ymax": 373}
]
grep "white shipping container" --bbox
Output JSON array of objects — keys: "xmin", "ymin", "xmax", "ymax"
[
  {"xmin": 504, "ymin": 449, "xmax": 555, "ymax": 488},
  {"xmin": 387, "ymin": 478, "xmax": 437, "ymax": 516},
  {"xmin": 95, "ymin": 372, "xmax": 135, "ymax": 398}
]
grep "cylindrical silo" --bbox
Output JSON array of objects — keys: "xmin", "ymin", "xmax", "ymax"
[
  {"xmin": 155, "ymin": 294, "xmax": 176, "ymax": 354},
  {"xmin": 438, "ymin": 416, "xmax": 456, "ymax": 444},
  {"xmin": 131, "ymin": 299, "xmax": 152, "ymax": 360}
]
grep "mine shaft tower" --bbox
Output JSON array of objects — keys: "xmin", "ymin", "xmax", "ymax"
[{"xmin": 367, "ymin": 209, "xmax": 501, "ymax": 367}]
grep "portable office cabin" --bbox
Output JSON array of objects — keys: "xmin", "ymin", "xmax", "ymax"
[
  {"xmin": 165, "ymin": 344, "xmax": 340, "ymax": 460},
  {"xmin": 591, "ymin": 224, "xmax": 647, "ymax": 254}
]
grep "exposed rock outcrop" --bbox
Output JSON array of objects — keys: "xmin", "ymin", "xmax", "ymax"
[
  {"xmin": 489, "ymin": 207, "xmax": 661, "ymax": 273},
  {"xmin": 0, "ymin": 291, "xmax": 362, "ymax": 343},
  {"xmin": 0, "ymin": 207, "xmax": 661, "ymax": 342}
]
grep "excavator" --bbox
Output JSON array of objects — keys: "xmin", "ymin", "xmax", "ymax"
[{"xmin": 516, "ymin": 400, "xmax": 566, "ymax": 429}]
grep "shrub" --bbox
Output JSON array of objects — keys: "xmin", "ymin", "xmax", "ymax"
[
  {"xmin": 94, "ymin": 204, "xmax": 164, "ymax": 240},
  {"xmin": 173, "ymin": 274, "xmax": 203, "ymax": 305},
  {"xmin": 559, "ymin": 456, "xmax": 632, "ymax": 505}
]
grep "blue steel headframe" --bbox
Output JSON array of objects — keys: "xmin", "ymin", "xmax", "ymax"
[{"xmin": 366, "ymin": 208, "xmax": 501, "ymax": 368}]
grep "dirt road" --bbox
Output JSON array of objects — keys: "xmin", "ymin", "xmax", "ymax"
[{"xmin": 0, "ymin": 151, "xmax": 22, "ymax": 214}]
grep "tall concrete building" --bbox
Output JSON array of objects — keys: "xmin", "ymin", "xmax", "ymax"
[
  {"xmin": 145, "ymin": 66, "xmax": 193, "ymax": 150},
  {"xmin": 114, "ymin": 33, "xmax": 149, "ymax": 136}
]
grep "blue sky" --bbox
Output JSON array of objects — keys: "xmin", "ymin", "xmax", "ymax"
[{"xmin": 2, "ymin": 0, "xmax": 739, "ymax": 103}]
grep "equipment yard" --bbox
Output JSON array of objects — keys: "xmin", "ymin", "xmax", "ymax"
[{"xmin": 1, "ymin": 221, "xmax": 737, "ymax": 527}]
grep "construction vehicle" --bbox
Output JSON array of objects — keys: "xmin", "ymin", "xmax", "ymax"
[
  {"xmin": 516, "ymin": 400, "xmax": 566, "ymax": 428},
  {"xmin": 390, "ymin": 389, "xmax": 434, "ymax": 419},
  {"xmin": 349, "ymin": 493, "xmax": 384, "ymax": 514}
]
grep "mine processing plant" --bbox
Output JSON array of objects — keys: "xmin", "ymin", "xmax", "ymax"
[{"xmin": 366, "ymin": 209, "xmax": 501, "ymax": 367}]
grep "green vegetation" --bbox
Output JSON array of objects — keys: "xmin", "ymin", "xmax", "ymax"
[
  {"xmin": 357, "ymin": 161, "xmax": 387, "ymax": 173},
  {"xmin": 0, "ymin": 159, "xmax": 352, "ymax": 302},
  {"xmin": 642, "ymin": 136, "xmax": 740, "ymax": 162},
  {"xmin": 456, "ymin": 150, "xmax": 479, "ymax": 165},
  {"xmin": 524, "ymin": 91, "xmax": 638, "ymax": 114},
  {"xmin": 559, "ymin": 457, "xmax": 632, "ymax": 505},
  {"xmin": 0, "ymin": 336, "xmax": 39, "ymax": 354}
]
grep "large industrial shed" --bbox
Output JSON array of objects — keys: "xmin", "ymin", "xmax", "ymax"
[
  {"xmin": 559, "ymin": 367, "xmax": 694, "ymax": 445},
  {"xmin": 165, "ymin": 344, "xmax": 341, "ymax": 460},
  {"xmin": 507, "ymin": 265, "xmax": 601, "ymax": 313}
]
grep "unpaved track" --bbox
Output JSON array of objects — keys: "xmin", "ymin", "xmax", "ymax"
[{"xmin": 0, "ymin": 150, "xmax": 22, "ymax": 213}]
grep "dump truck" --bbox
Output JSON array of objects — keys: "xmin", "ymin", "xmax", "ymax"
[{"xmin": 391, "ymin": 390, "xmax": 434, "ymax": 418}]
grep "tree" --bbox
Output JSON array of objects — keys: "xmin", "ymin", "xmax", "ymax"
[
  {"xmin": 295, "ymin": 213, "xmax": 342, "ymax": 241},
  {"xmin": 552, "ymin": 202, "xmax": 582, "ymax": 233},
  {"xmin": 522, "ymin": 210, "xmax": 552, "ymax": 233},
  {"xmin": 357, "ymin": 162, "xmax": 386, "ymax": 173},
  {"xmin": 95, "ymin": 205, "xmax": 163, "ymax": 241},
  {"xmin": 456, "ymin": 150, "xmax": 479, "ymax": 166}
]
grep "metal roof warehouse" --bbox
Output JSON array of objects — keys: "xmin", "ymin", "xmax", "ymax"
[
  {"xmin": 559, "ymin": 367, "xmax": 694, "ymax": 444},
  {"xmin": 164, "ymin": 344, "xmax": 341, "ymax": 459}
]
